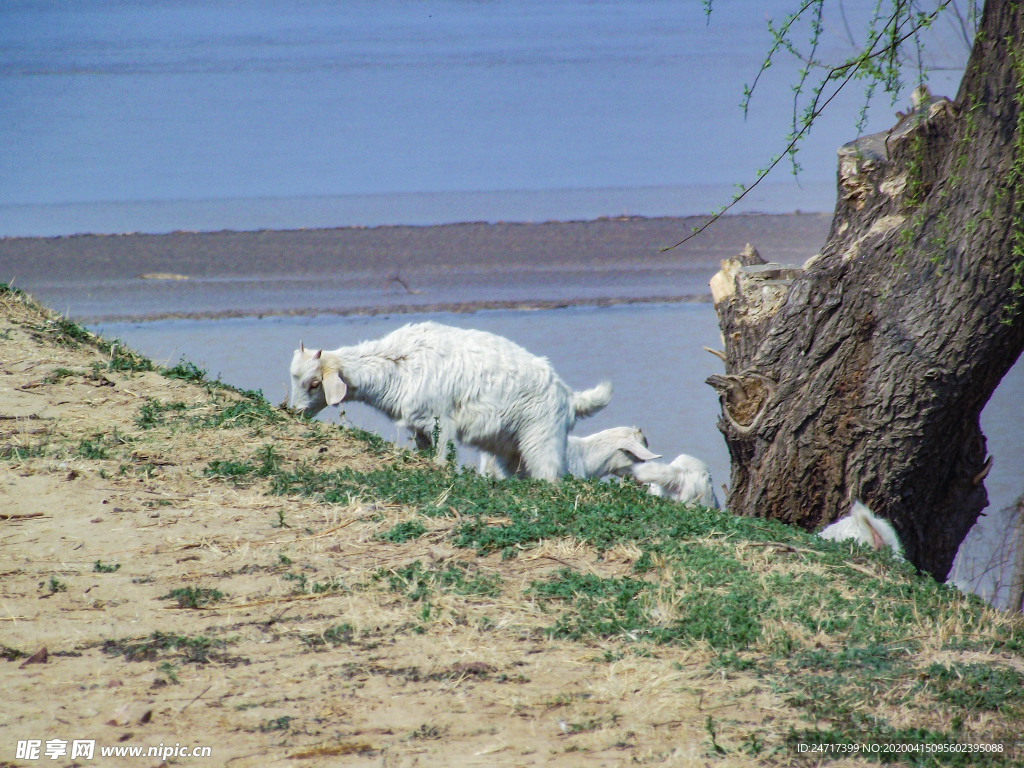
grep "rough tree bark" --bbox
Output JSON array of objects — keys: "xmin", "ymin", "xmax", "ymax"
[
  {"xmin": 1007, "ymin": 488, "xmax": 1024, "ymax": 613},
  {"xmin": 708, "ymin": 0, "xmax": 1024, "ymax": 579}
]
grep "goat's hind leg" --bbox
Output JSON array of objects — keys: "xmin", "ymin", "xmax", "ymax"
[
  {"xmin": 412, "ymin": 428, "xmax": 432, "ymax": 451},
  {"xmin": 517, "ymin": 427, "xmax": 568, "ymax": 481},
  {"xmin": 480, "ymin": 451, "xmax": 518, "ymax": 479}
]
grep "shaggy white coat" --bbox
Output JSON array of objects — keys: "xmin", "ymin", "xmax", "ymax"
[
  {"xmin": 289, "ymin": 321, "xmax": 612, "ymax": 480},
  {"xmin": 818, "ymin": 500, "xmax": 904, "ymax": 559},
  {"xmin": 480, "ymin": 426, "xmax": 660, "ymax": 480},
  {"xmin": 630, "ymin": 454, "xmax": 721, "ymax": 509}
]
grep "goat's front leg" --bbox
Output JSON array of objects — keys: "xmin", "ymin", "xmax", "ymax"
[
  {"xmin": 480, "ymin": 451, "xmax": 525, "ymax": 479},
  {"xmin": 478, "ymin": 452, "xmax": 504, "ymax": 478}
]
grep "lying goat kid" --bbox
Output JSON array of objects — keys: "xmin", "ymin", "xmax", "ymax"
[
  {"xmin": 630, "ymin": 454, "xmax": 720, "ymax": 509},
  {"xmin": 480, "ymin": 426, "xmax": 660, "ymax": 480},
  {"xmin": 289, "ymin": 322, "xmax": 612, "ymax": 480},
  {"xmin": 818, "ymin": 500, "xmax": 904, "ymax": 560}
]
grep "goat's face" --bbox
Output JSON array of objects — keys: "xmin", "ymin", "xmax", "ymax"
[
  {"xmin": 608, "ymin": 427, "xmax": 660, "ymax": 476},
  {"xmin": 584, "ymin": 427, "xmax": 660, "ymax": 477},
  {"xmin": 289, "ymin": 345, "xmax": 329, "ymax": 417}
]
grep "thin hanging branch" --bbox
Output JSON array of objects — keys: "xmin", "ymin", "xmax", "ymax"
[{"xmin": 662, "ymin": 0, "xmax": 952, "ymax": 253}]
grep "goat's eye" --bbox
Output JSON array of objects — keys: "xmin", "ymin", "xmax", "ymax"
[{"xmin": 309, "ymin": 380, "xmax": 321, "ymax": 390}]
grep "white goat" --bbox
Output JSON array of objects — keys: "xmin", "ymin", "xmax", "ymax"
[
  {"xmin": 480, "ymin": 426, "xmax": 660, "ymax": 480},
  {"xmin": 818, "ymin": 500, "xmax": 904, "ymax": 560},
  {"xmin": 288, "ymin": 321, "xmax": 613, "ymax": 480},
  {"xmin": 629, "ymin": 454, "xmax": 720, "ymax": 509}
]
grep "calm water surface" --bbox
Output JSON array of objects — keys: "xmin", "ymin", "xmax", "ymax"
[{"xmin": 2, "ymin": 0, "xmax": 968, "ymax": 235}]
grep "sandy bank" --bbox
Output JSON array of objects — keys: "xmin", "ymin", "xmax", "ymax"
[{"xmin": 1, "ymin": 214, "xmax": 830, "ymax": 322}]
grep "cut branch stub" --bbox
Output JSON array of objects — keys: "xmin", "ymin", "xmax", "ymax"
[
  {"xmin": 709, "ymin": 244, "xmax": 805, "ymax": 373},
  {"xmin": 706, "ymin": 373, "xmax": 776, "ymax": 434}
]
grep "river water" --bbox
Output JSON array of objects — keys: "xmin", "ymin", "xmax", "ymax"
[{"xmin": 1, "ymin": 0, "xmax": 968, "ymax": 236}]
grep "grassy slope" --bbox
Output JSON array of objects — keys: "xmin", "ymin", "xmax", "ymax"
[{"xmin": 2, "ymin": 283, "xmax": 1023, "ymax": 766}]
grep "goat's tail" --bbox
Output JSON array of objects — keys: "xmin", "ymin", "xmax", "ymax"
[{"xmin": 570, "ymin": 381, "xmax": 613, "ymax": 422}]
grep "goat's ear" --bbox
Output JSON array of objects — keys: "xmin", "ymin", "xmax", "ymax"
[
  {"xmin": 866, "ymin": 520, "xmax": 886, "ymax": 551},
  {"xmin": 322, "ymin": 370, "xmax": 347, "ymax": 406},
  {"xmin": 313, "ymin": 349, "xmax": 322, "ymax": 360},
  {"xmin": 622, "ymin": 439, "xmax": 660, "ymax": 462}
]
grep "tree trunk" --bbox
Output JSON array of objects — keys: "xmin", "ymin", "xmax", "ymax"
[
  {"xmin": 1007, "ymin": 489, "xmax": 1024, "ymax": 614},
  {"xmin": 708, "ymin": 0, "xmax": 1024, "ymax": 579}
]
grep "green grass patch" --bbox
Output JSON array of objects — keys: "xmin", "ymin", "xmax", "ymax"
[
  {"xmin": 410, "ymin": 723, "xmax": 446, "ymax": 740},
  {"xmin": 136, "ymin": 398, "xmax": 191, "ymax": 429},
  {"xmin": 265, "ymin": 466, "xmax": 785, "ymax": 556},
  {"xmin": 920, "ymin": 662, "xmax": 1024, "ymax": 713},
  {"xmin": 530, "ymin": 569, "xmax": 653, "ymax": 641},
  {"xmin": 377, "ymin": 560, "xmax": 502, "ymax": 602},
  {"xmin": 529, "ymin": 563, "xmax": 766, "ymax": 649},
  {"xmin": 42, "ymin": 576, "xmax": 67, "ymax": 594},
  {"xmin": 161, "ymin": 359, "xmax": 208, "ymax": 384},
  {"xmin": 0, "ymin": 282, "xmax": 27, "ymax": 298},
  {"xmin": 159, "ymin": 586, "xmax": 226, "ymax": 609},
  {"xmin": 204, "ymin": 458, "xmax": 257, "ymax": 478},
  {"xmin": 323, "ymin": 623, "xmax": 355, "ymax": 644},
  {"xmin": 204, "ymin": 445, "xmax": 279, "ymax": 479},
  {"xmin": 260, "ymin": 716, "xmax": 293, "ymax": 732},
  {"xmin": 77, "ymin": 436, "xmax": 108, "ymax": 460},
  {"xmin": 101, "ymin": 341, "xmax": 154, "ymax": 373},
  {"xmin": 225, "ymin": 459, "xmax": 1023, "ymax": 654},
  {"xmin": 344, "ymin": 426, "xmax": 392, "ymax": 456},
  {"xmin": 300, "ymin": 623, "xmax": 357, "ymax": 649},
  {"xmin": 1, "ymin": 645, "xmax": 26, "ymax": 661},
  {"xmin": 43, "ymin": 367, "xmax": 78, "ymax": 384},
  {"xmin": 136, "ymin": 391, "xmax": 279, "ymax": 432},
  {"xmin": 194, "ymin": 395, "xmax": 280, "ymax": 429},
  {"xmin": 101, "ymin": 631, "xmax": 230, "ymax": 664},
  {"xmin": 378, "ymin": 519, "xmax": 428, "ymax": 543},
  {"xmin": 42, "ymin": 314, "xmax": 95, "ymax": 348},
  {"xmin": 0, "ymin": 441, "xmax": 49, "ymax": 461}
]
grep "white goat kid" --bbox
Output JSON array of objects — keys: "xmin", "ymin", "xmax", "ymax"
[
  {"xmin": 630, "ymin": 454, "xmax": 720, "ymax": 509},
  {"xmin": 818, "ymin": 500, "xmax": 904, "ymax": 560},
  {"xmin": 480, "ymin": 426, "xmax": 660, "ymax": 480},
  {"xmin": 289, "ymin": 322, "xmax": 612, "ymax": 481}
]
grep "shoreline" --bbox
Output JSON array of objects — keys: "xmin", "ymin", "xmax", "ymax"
[
  {"xmin": 0, "ymin": 210, "xmax": 825, "ymax": 243},
  {"xmin": 79, "ymin": 292, "xmax": 713, "ymax": 325}
]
